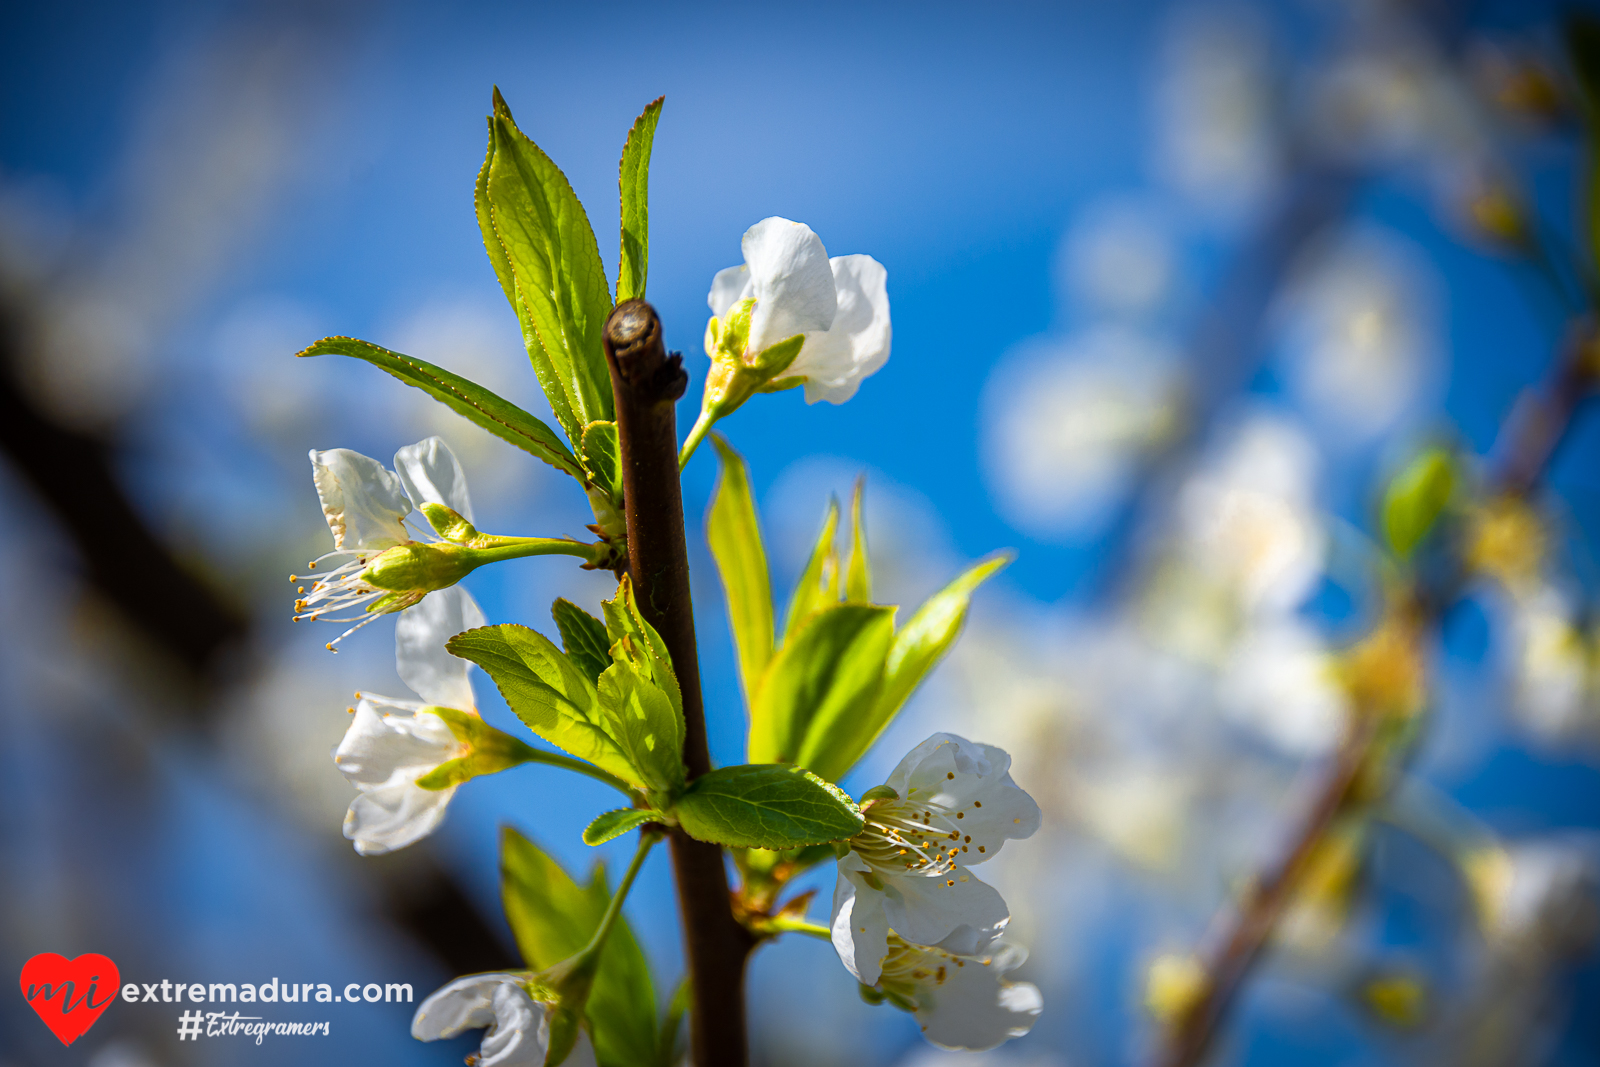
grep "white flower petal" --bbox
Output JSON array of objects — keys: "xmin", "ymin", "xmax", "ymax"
[
  {"xmin": 708, "ymin": 265, "xmax": 753, "ymax": 318},
  {"xmin": 344, "ymin": 779, "xmax": 455, "ymax": 855},
  {"xmin": 915, "ymin": 946, "xmax": 1042, "ymax": 1052},
  {"xmin": 334, "ymin": 700, "xmax": 459, "ymax": 787},
  {"xmin": 477, "ymin": 982, "xmax": 549, "ymax": 1067},
  {"xmin": 397, "ymin": 586, "xmax": 486, "ymax": 710},
  {"xmin": 791, "ymin": 254, "xmax": 891, "ymax": 405},
  {"xmin": 831, "ymin": 863, "xmax": 890, "ymax": 986},
  {"xmin": 742, "ymin": 217, "xmax": 837, "ymax": 354},
  {"xmin": 412, "ymin": 974, "xmax": 526, "ymax": 1041},
  {"xmin": 309, "ymin": 448, "xmax": 411, "ymax": 551},
  {"xmin": 394, "ymin": 436, "xmax": 474, "ymax": 523},
  {"xmin": 889, "ymin": 733, "xmax": 1041, "ymax": 860},
  {"xmin": 882, "ymin": 868, "xmax": 1010, "ymax": 956}
]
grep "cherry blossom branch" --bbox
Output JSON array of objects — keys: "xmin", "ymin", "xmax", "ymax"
[
  {"xmin": 603, "ymin": 299, "xmax": 755, "ymax": 1067},
  {"xmin": 1153, "ymin": 326, "xmax": 1596, "ymax": 1067}
]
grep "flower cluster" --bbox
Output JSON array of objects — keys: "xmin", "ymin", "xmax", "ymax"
[{"xmin": 831, "ymin": 733, "xmax": 1043, "ymax": 1050}]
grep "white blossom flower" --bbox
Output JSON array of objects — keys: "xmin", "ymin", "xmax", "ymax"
[
  {"xmin": 831, "ymin": 733, "xmax": 1041, "ymax": 985},
  {"xmin": 295, "ymin": 436, "xmax": 474, "ymax": 649},
  {"xmin": 333, "ymin": 584, "xmax": 486, "ymax": 855},
  {"xmin": 707, "ymin": 216, "xmax": 890, "ymax": 405},
  {"xmin": 865, "ymin": 935, "xmax": 1042, "ymax": 1052},
  {"xmin": 412, "ymin": 973, "xmax": 596, "ymax": 1067}
]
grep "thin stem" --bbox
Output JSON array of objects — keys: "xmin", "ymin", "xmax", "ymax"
[
  {"xmin": 679, "ymin": 409, "xmax": 713, "ymax": 470},
  {"xmin": 469, "ymin": 536, "xmax": 608, "ymax": 567},
  {"xmin": 580, "ymin": 831, "xmax": 659, "ymax": 960},
  {"xmin": 515, "ymin": 742, "xmax": 641, "ymax": 802},
  {"xmin": 763, "ymin": 916, "xmax": 831, "ymax": 941}
]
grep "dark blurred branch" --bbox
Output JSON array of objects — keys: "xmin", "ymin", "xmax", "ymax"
[
  {"xmin": 0, "ymin": 291, "xmax": 248, "ymax": 686},
  {"xmin": 1152, "ymin": 330, "xmax": 1596, "ymax": 1067}
]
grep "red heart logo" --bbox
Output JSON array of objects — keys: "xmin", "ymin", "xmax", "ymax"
[{"xmin": 19, "ymin": 953, "xmax": 120, "ymax": 1046}]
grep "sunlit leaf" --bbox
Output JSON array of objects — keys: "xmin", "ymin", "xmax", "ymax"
[
  {"xmin": 707, "ymin": 434, "xmax": 774, "ymax": 704},
  {"xmin": 672, "ymin": 764, "xmax": 863, "ymax": 848},
  {"xmin": 617, "ymin": 97, "xmax": 663, "ymax": 304}
]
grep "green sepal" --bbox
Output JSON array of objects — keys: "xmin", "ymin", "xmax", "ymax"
[
  {"xmin": 413, "ymin": 706, "xmax": 540, "ymax": 791},
  {"xmin": 671, "ymin": 764, "xmax": 864, "ymax": 849},
  {"xmin": 706, "ymin": 434, "xmax": 775, "ymax": 704},
  {"xmin": 553, "ymin": 598, "xmax": 612, "ymax": 684},
  {"xmin": 1381, "ymin": 447, "xmax": 1458, "ymax": 562},
  {"xmin": 482, "ymin": 89, "xmax": 615, "ymax": 440},
  {"xmin": 500, "ymin": 828, "xmax": 657, "ymax": 1067},
  {"xmin": 750, "ymin": 603, "xmax": 895, "ymax": 767},
  {"xmin": 296, "ymin": 336, "xmax": 583, "ymax": 481},
  {"xmin": 617, "ymin": 97, "xmax": 664, "ymax": 305},
  {"xmin": 421, "ymin": 502, "xmax": 476, "ymax": 543},
  {"xmin": 447, "ymin": 624, "xmax": 645, "ymax": 792},
  {"xmin": 583, "ymin": 808, "xmax": 665, "ymax": 846}
]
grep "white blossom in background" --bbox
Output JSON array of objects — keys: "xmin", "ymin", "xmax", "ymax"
[
  {"xmin": 1153, "ymin": 6, "xmax": 1282, "ymax": 227},
  {"xmin": 296, "ymin": 435, "xmax": 474, "ymax": 648},
  {"xmin": 1218, "ymin": 619, "xmax": 1347, "ymax": 758},
  {"xmin": 1506, "ymin": 586, "xmax": 1599, "ymax": 742},
  {"xmin": 869, "ymin": 936, "xmax": 1042, "ymax": 1052},
  {"xmin": 832, "ymin": 734, "xmax": 1041, "ymax": 985},
  {"xmin": 708, "ymin": 216, "xmax": 891, "ymax": 404},
  {"xmin": 1059, "ymin": 196, "xmax": 1178, "ymax": 319},
  {"xmin": 983, "ymin": 328, "xmax": 1182, "ymax": 540},
  {"xmin": 1470, "ymin": 840, "xmax": 1600, "ymax": 956},
  {"xmin": 333, "ymin": 584, "xmax": 486, "ymax": 854},
  {"xmin": 1172, "ymin": 415, "xmax": 1325, "ymax": 619},
  {"xmin": 1272, "ymin": 226, "xmax": 1439, "ymax": 443},
  {"xmin": 413, "ymin": 973, "xmax": 596, "ymax": 1067}
]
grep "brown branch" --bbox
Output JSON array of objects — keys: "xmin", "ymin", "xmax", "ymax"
[
  {"xmin": 1153, "ymin": 328, "xmax": 1595, "ymax": 1067},
  {"xmin": 603, "ymin": 299, "xmax": 754, "ymax": 1067}
]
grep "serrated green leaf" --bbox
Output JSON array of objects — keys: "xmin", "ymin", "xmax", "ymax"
[
  {"xmin": 476, "ymin": 106, "xmax": 579, "ymax": 448},
  {"xmin": 447, "ymin": 625, "xmax": 643, "ymax": 791},
  {"xmin": 500, "ymin": 828, "xmax": 657, "ymax": 1067},
  {"xmin": 672, "ymin": 764, "xmax": 863, "ymax": 848},
  {"xmin": 296, "ymin": 336, "xmax": 583, "ymax": 481},
  {"xmin": 618, "ymin": 97, "xmax": 663, "ymax": 304},
  {"xmin": 749, "ymin": 603, "xmax": 895, "ymax": 766},
  {"xmin": 845, "ymin": 476, "xmax": 871, "ymax": 603},
  {"xmin": 413, "ymin": 706, "xmax": 539, "ymax": 790},
  {"xmin": 1382, "ymin": 448, "xmax": 1457, "ymax": 562},
  {"xmin": 784, "ymin": 498, "xmax": 840, "ymax": 640},
  {"xmin": 583, "ymin": 808, "xmax": 662, "ymax": 846},
  {"xmin": 597, "ymin": 655, "xmax": 686, "ymax": 799},
  {"xmin": 603, "ymin": 576, "xmax": 684, "ymax": 724},
  {"xmin": 484, "ymin": 90, "xmax": 615, "ymax": 437},
  {"xmin": 553, "ymin": 598, "xmax": 611, "ymax": 684},
  {"xmin": 581, "ymin": 421, "xmax": 623, "ymax": 505},
  {"xmin": 707, "ymin": 435, "xmax": 774, "ymax": 705},
  {"xmin": 808, "ymin": 555, "xmax": 1010, "ymax": 784}
]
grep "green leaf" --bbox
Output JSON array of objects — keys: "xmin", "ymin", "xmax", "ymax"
[
  {"xmin": 706, "ymin": 434, "xmax": 774, "ymax": 704},
  {"xmin": 500, "ymin": 828, "xmax": 657, "ymax": 1067},
  {"xmin": 581, "ymin": 420, "xmax": 623, "ymax": 505},
  {"xmin": 483, "ymin": 90, "xmax": 615, "ymax": 438},
  {"xmin": 845, "ymin": 476, "xmax": 871, "ymax": 603},
  {"xmin": 1382, "ymin": 448, "xmax": 1457, "ymax": 562},
  {"xmin": 597, "ymin": 655, "xmax": 686, "ymax": 799},
  {"xmin": 672, "ymin": 764, "xmax": 863, "ymax": 849},
  {"xmin": 583, "ymin": 808, "xmax": 662, "ymax": 846},
  {"xmin": 447, "ymin": 625, "xmax": 643, "ymax": 791},
  {"xmin": 784, "ymin": 498, "xmax": 840, "ymax": 640},
  {"xmin": 809, "ymin": 555, "xmax": 1010, "ymax": 784},
  {"xmin": 413, "ymin": 706, "xmax": 539, "ymax": 790},
  {"xmin": 749, "ymin": 603, "xmax": 895, "ymax": 766},
  {"xmin": 617, "ymin": 97, "xmax": 663, "ymax": 304},
  {"xmin": 603, "ymin": 576, "xmax": 684, "ymax": 723},
  {"xmin": 296, "ymin": 336, "xmax": 583, "ymax": 481},
  {"xmin": 553, "ymin": 598, "xmax": 612, "ymax": 685}
]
